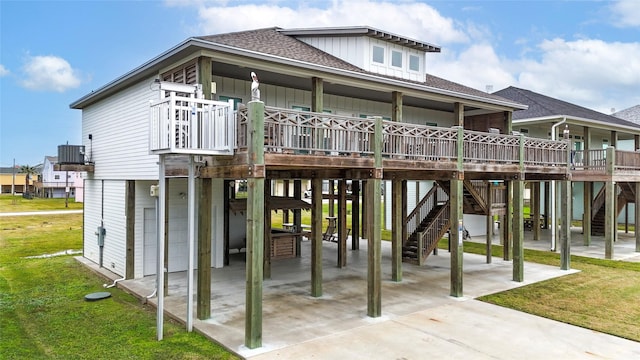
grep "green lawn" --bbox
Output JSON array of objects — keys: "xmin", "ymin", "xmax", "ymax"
[
  {"xmin": 0, "ymin": 210, "xmax": 237, "ymax": 359},
  {"xmin": 459, "ymin": 241, "xmax": 640, "ymax": 342},
  {"xmin": 0, "ymin": 194, "xmax": 83, "ymax": 212},
  {"xmin": 3, "ymin": 197, "xmax": 639, "ymax": 357}
]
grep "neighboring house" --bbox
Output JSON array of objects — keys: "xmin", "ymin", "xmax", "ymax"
[
  {"xmin": 36, "ymin": 156, "xmax": 84, "ymax": 200},
  {"xmin": 494, "ymin": 87, "xmax": 640, "ymax": 242},
  {"xmin": 0, "ymin": 167, "xmax": 32, "ymax": 194},
  {"xmin": 613, "ymin": 105, "xmax": 640, "ymax": 125},
  {"xmin": 67, "ymin": 26, "xmax": 636, "ymax": 349}
]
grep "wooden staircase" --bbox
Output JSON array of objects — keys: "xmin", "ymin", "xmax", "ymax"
[
  {"xmin": 591, "ymin": 182, "xmax": 635, "ymax": 236},
  {"xmin": 402, "ymin": 184, "xmax": 449, "ymax": 265}
]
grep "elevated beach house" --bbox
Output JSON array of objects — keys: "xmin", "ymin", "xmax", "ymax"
[{"xmin": 64, "ymin": 26, "xmax": 612, "ymax": 348}]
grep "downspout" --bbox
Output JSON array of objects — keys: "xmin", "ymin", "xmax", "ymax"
[{"xmin": 550, "ymin": 117, "xmax": 567, "ymax": 251}]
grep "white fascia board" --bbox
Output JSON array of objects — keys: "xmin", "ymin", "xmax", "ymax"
[{"xmin": 513, "ymin": 115, "xmax": 640, "ymax": 134}]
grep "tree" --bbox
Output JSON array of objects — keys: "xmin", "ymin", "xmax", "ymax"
[{"xmin": 18, "ymin": 164, "xmax": 39, "ymax": 195}]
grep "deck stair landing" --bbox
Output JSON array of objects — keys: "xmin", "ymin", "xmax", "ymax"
[{"xmin": 591, "ymin": 182, "xmax": 636, "ymax": 236}]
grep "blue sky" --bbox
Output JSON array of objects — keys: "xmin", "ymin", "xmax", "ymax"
[{"xmin": 1, "ymin": 0, "xmax": 639, "ymax": 167}]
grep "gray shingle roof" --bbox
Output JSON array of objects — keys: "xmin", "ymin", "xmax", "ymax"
[
  {"xmin": 493, "ymin": 86, "xmax": 640, "ymax": 129},
  {"xmin": 197, "ymin": 28, "xmax": 516, "ymax": 106},
  {"xmin": 613, "ymin": 105, "xmax": 640, "ymax": 124}
]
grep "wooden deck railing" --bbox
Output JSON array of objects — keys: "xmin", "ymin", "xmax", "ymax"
[
  {"xmin": 149, "ymin": 94, "xmax": 235, "ymax": 155},
  {"xmin": 234, "ymin": 107, "xmax": 574, "ymax": 168},
  {"xmin": 405, "ymin": 184, "xmax": 449, "ymax": 237}
]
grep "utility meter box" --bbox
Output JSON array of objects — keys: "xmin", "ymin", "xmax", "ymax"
[
  {"xmin": 96, "ymin": 226, "xmax": 106, "ymax": 246},
  {"xmin": 150, "ymin": 185, "xmax": 159, "ymax": 197}
]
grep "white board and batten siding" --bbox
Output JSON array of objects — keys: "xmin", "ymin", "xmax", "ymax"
[
  {"xmin": 82, "ymin": 75, "xmax": 161, "ymax": 181},
  {"xmin": 297, "ymin": 36, "xmax": 426, "ymax": 82}
]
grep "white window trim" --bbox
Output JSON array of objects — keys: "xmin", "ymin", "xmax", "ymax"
[
  {"xmin": 408, "ymin": 54, "xmax": 421, "ymax": 72},
  {"xmin": 390, "ymin": 49, "xmax": 403, "ymax": 69},
  {"xmin": 372, "ymin": 45, "xmax": 385, "ymax": 65}
]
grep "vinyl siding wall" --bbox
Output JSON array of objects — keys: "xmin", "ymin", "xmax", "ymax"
[
  {"xmin": 83, "ymin": 179, "xmax": 127, "ymax": 276},
  {"xmin": 82, "ymin": 75, "xmax": 160, "ymax": 180}
]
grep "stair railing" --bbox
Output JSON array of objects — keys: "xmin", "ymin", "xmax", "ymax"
[
  {"xmin": 416, "ymin": 202, "xmax": 450, "ymax": 265},
  {"xmin": 406, "ymin": 183, "xmax": 448, "ymax": 237}
]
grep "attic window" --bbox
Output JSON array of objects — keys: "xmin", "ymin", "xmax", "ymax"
[
  {"xmin": 409, "ymin": 54, "xmax": 420, "ymax": 72},
  {"xmin": 391, "ymin": 50, "xmax": 402, "ymax": 68},
  {"xmin": 372, "ymin": 46, "xmax": 384, "ymax": 64}
]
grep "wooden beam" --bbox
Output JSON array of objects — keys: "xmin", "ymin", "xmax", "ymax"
[
  {"xmin": 338, "ymin": 179, "xmax": 347, "ymax": 268},
  {"xmin": 636, "ymin": 182, "xmax": 640, "ymax": 252},
  {"xmin": 223, "ymin": 180, "xmax": 230, "ymax": 266},
  {"xmin": 392, "ymin": 91, "xmax": 402, "ymax": 123},
  {"xmin": 312, "ymin": 77, "xmax": 323, "ymax": 112},
  {"xmin": 245, "ymin": 100, "xmax": 265, "ymax": 349},
  {"xmin": 368, "ymin": 117, "xmax": 383, "ymax": 317},
  {"xmin": 560, "ymin": 180, "xmax": 572, "ymax": 270},
  {"xmin": 125, "ymin": 180, "xmax": 135, "ymax": 279},
  {"xmin": 503, "ymin": 181, "xmax": 513, "ymax": 261},
  {"xmin": 513, "ymin": 180, "xmax": 524, "ymax": 281},
  {"xmin": 197, "ymin": 178, "xmax": 212, "ymax": 320},
  {"xmin": 311, "ymin": 177, "xmax": 323, "ymax": 297},
  {"xmin": 453, "ymin": 102, "xmax": 464, "ymax": 127},
  {"xmin": 264, "ymin": 179, "xmax": 272, "ymax": 280},
  {"xmin": 198, "ymin": 56, "xmax": 212, "ymax": 100},
  {"xmin": 605, "ymin": 147, "xmax": 615, "ymax": 260},
  {"xmin": 391, "ymin": 178, "xmax": 403, "ymax": 281},
  {"xmin": 583, "ymin": 181, "xmax": 592, "ymax": 246},
  {"xmin": 485, "ymin": 181, "xmax": 492, "ymax": 264},
  {"xmin": 533, "ymin": 181, "xmax": 541, "ymax": 241},
  {"xmin": 450, "ymin": 125, "xmax": 464, "ymax": 297},
  {"xmin": 294, "ymin": 180, "xmax": 302, "ymax": 257},
  {"xmin": 351, "ymin": 180, "xmax": 360, "ymax": 250}
]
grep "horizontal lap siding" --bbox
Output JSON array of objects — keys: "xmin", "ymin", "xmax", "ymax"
[
  {"xmin": 83, "ymin": 179, "xmax": 126, "ymax": 276},
  {"xmin": 82, "ymin": 76, "xmax": 160, "ymax": 180}
]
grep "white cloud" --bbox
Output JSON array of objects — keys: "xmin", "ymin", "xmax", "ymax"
[
  {"xmin": 0, "ymin": 64, "xmax": 9, "ymax": 77},
  {"xmin": 195, "ymin": 0, "xmax": 469, "ymax": 45},
  {"xmin": 610, "ymin": 0, "xmax": 640, "ymax": 27},
  {"xmin": 515, "ymin": 38, "xmax": 640, "ymax": 113},
  {"xmin": 20, "ymin": 55, "xmax": 81, "ymax": 92},
  {"xmin": 186, "ymin": 0, "xmax": 640, "ymax": 114}
]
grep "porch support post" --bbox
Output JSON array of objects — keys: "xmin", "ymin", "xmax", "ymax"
[
  {"xmin": 584, "ymin": 181, "xmax": 592, "ymax": 246},
  {"xmin": 164, "ymin": 178, "xmax": 169, "ymax": 296},
  {"xmin": 485, "ymin": 181, "xmax": 493, "ymax": 263},
  {"xmin": 125, "ymin": 180, "xmax": 135, "ymax": 279},
  {"xmin": 186, "ymin": 155, "xmax": 196, "ymax": 332},
  {"xmin": 635, "ymin": 182, "xmax": 640, "ymax": 252},
  {"xmin": 450, "ymin": 126, "xmax": 464, "ymax": 297},
  {"xmin": 560, "ymin": 179, "xmax": 572, "ymax": 270},
  {"xmin": 245, "ymin": 100, "xmax": 265, "ymax": 349},
  {"xmin": 223, "ymin": 180, "xmax": 230, "ymax": 266},
  {"xmin": 311, "ymin": 177, "xmax": 323, "ymax": 297},
  {"xmin": 453, "ymin": 102, "xmax": 464, "ymax": 127},
  {"xmin": 392, "ymin": 91, "xmax": 403, "ymax": 122},
  {"xmin": 361, "ymin": 180, "xmax": 368, "ymax": 239},
  {"xmin": 351, "ymin": 180, "xmax": 360, "ymax": 250},
  {"xmin": 338, "ymin": 179, "xmax": 347, "ymax": 268},
  {"xmin": 533, "ymin": 182, "xmax": 541, "ymax": 241},
  {"xmin": 391, "ymin": 178, "xmax": 403, "ymax": 281},
  {"xmin": 264, "ymin": 179, "xmax": 272, "ymax": 280},
  {"xmin": 503, "ymin": 181, "xmax": 513, "ymax": 261},
  {"xmin": 367, "ymin": 117, "xmax": 383, "ymax": 317},
  {"xmin": 605, "ymin": 147, "xmax": 616, "ymax": 260},
  {"xmin": 197, "ymin": 178, "xmax": 212, "ymax": 320},
  {"xmin": 312, "ymin": 77, "xmax": 323, "ymax": 112},
  {"xmin": 156, "ymin": 155, "xmax": 166, "ymax": 341},
  {"xmin": 294, "ymin": 180, "xmax": 302, "ymax": 257},
  {"xmin": 513, "ymin": 179, "xmax": 525, "ymax": 281},
  {"xmin": 197, "ymin": 57, "xmax": 212, "ymax": 99}
]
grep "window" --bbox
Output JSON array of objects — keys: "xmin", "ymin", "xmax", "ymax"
[
  {"xmin": 391, "ymin": 50, "xmax": 402, "ymax": 68},
  {"xmin": 219, "ymin": 96, "xmax": 243, "ymax": 110},
  {"xmin": 54, "ymin": 175, "xmax": 60, "ymax": 180},
  {"xmin": 372, "ymin": 46, "xmax": 384, "ymax": 64},
  {"xmin": 409, "ymin": 54, "xmax": 420, "ymax": 72}
]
